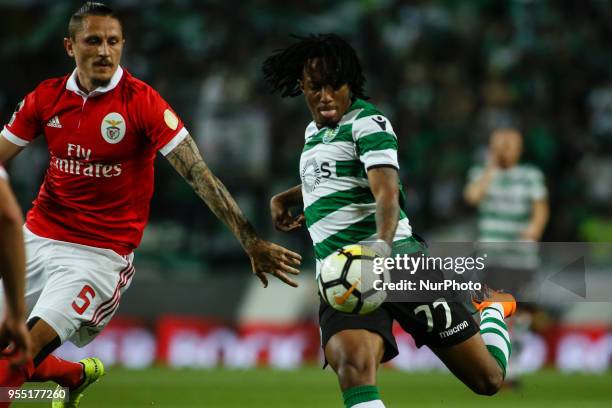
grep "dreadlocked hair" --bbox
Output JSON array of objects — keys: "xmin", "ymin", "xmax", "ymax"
[{"xmin": 262, "ymin": 33, "xmax": 368, "ymax": 99}]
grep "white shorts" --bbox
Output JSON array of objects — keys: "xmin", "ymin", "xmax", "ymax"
[{"xmin": 0, "ymin": 227, "xmax": 135, "ymax": 347}]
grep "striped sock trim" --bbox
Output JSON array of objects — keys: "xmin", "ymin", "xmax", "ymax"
[
  {"xmin": 343, "ymin": 385, "xmax": 380, "ymax": 408},
  {"xmin": 353, "ymin": 400, "xmax": 385, "ymax": 408},
  {"xmin": 480, "ymin": 305, "xmax": 511, "ymax": 377},
  {"xmin": 481, "ymin": 303, "xmax": 505, "ymax": 319}
]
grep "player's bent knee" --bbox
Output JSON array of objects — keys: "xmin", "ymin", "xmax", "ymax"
[
  {"xmin": 325, "ymin": 330, "xmax": 382, "ymax": 389},
  {"xmin": 336, "ymin": 354, "xmax": 378, "ymax": 385},
  {"xmin": 472, "ymin": 370, "xmax": 503, "ymax": 396}
]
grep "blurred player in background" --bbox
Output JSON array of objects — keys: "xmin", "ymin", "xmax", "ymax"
[
  {"xmin": 0, "ymin": 166, "xmax": 32, "ymax": 369},
  {"xmin": 464, "ymin": 128, "xmax": 549, "ymax": 386},
  {"xmin": 0, "ymin": 2, "xmax": 300, "ymax": 406},
  {"xmin": 464, "ymin": 128, "xmax": 549, "ymax": 288},
  {"xmin": 264, "ymin": 34, "xmax": 517, "ymax": 408}
]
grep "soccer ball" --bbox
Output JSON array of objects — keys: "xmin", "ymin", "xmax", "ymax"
[{"xmin": 318, "ymin": 244, "xmax": 389, "ymax": 315}]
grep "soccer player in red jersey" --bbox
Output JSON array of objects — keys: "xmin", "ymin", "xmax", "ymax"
[
  {"xmin": 0, "ymin": 166, "xmax": 32, "ymax": 369},
  {"xmin": 0, "ymin": 3, "xmax": 301, "ymax": 406}
]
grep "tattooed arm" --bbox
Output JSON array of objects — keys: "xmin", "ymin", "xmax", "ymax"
[
  {"xmin": 166, "ymin": 135, "xmax": 258, "ymax": 249},
  {"xmin": 165, "ymin": 135, "xmax": 302, "ymax": 287}
]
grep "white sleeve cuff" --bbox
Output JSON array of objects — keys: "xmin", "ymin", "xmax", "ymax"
[
  {"xmin": 532, "ymin": 189, "xmax": 548, "ymax": 200},
  {"xmin": 0, "ymin": 166, "xmax": 7, "ymax": 180},
  {"xmin": 2, "ymin": 127, "xmax": 29, "ymax": 147},
  {"xmin": 159, "ymin": 127, "xmax": 189, "ymax": 156},
  {"xmin": 361, "ymin": 150, "xmax": 399, "ymax": 171}
]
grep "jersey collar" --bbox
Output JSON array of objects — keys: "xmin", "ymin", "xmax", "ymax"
[{"xmin": 66, "ymin": 66, "xmax": 124, "ymax": 98}]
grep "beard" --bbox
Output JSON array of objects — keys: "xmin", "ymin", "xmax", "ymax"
[
  {"xmin": 90, "ymin": 76, "xmax": 112, "ymax": 88},
  {"xmin": 89, "ymin": 63, "xmax": 116, "ymax": 88}
]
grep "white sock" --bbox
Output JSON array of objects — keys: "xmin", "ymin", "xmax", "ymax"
[
  {"xmin": 352, "ymin": 400, "xmax": 386, "ymax": 408},
  {"xmin": 480, "ymin": 303, "xmax": 511, "ymax": 375}
]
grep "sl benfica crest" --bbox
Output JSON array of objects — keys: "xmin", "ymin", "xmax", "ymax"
[{"xmin": 101, "ymin": 112, "xmax": 126, "ymax": 144}]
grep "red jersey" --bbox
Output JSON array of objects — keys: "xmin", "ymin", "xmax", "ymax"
[{"xmin": 2, "ymin": 67, "xmax": 187, "ymax": 254}]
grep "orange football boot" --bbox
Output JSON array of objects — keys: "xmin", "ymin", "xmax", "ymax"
[{"xmin": 472, "ymin": 286, "xmax": 517, "ymax": 318}]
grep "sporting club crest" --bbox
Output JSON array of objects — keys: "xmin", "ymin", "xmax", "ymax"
[
  {"xmin": 322, "ymin": 127, "xmax": 340, "ymax": 144},
  {"xmin": 101, "ymin": 112, "xmax": 126, "ymax": 144}
]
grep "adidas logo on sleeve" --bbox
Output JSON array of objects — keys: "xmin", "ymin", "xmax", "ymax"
[{"xmin": 46, "ymin": 115, "xmax": 62, "ymax": 128}]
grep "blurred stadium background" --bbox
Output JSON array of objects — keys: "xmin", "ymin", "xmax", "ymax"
[{"xmin": 2, "ymin": 0, "xmax": 612, "ymax": 406}]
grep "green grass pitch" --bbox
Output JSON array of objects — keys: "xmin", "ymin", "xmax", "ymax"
[{"xmin": 15, "ymin": 367, "xmax": 612, "ymax": 407}]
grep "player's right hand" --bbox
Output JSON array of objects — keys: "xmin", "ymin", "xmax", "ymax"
[
  {"xmin": 0, "ymin": 315, "xmax": 32, "ymax": 368},
  {"xmin": 270, "ymin": 196, "xmax": 305, "ymax": 232},
  {"xmin": 485, "ymin": 148, "xmax": 500, "ymax": 170},
  {"xmin": 247, "ymin": 239, "xmax": 302, "ymax": 288}
]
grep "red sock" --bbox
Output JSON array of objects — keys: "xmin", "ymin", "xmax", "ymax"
[
  {"xmin": 30, "ymin": 355, "xmax": 83, "ymax": 389},
  {"xmin": 0, "ymin": 357, "xmax": 35, "ymax": 407}
]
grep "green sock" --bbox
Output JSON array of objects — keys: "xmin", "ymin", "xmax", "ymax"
[{"xmin": 343, "ymin": 385, "xmax": 380, "ymax": 408}]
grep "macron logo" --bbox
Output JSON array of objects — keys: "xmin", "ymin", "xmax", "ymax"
[
  {"xmin": 439, "ymin": 320, "xmax": 469, "ymax": 339},
  {"xmin": 46, "ymin": 116, "xmax": 62, "ymax": 128},
  {"xmin": 372, "ymin": 116, "xmax": 386, "ymax": 131}
]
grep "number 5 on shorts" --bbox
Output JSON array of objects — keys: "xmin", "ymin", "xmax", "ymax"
[{"xmin": 72, "ymin": 285, "xmax": 96, "ymax": 315}]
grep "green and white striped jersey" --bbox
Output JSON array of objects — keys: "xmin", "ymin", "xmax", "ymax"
[
  {"xmin": 299, "ymin": 99, "xmax": 412, "ymax": 274},
  {"xmin": 468, "ymin": 164, "xmax": 547, "ymax": 268}
]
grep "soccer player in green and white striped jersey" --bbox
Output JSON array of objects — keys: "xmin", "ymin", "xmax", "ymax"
[
  {"xmin": 298, "ymin": 96, "xmax": 414, "ymax": 274},
  {"xmin": 264, "ymin": 34, "xmax": 516, "ymax": 408},
  {"xmin": 465, "ymin": 128, "xmax": 549, "ymax": 288}
]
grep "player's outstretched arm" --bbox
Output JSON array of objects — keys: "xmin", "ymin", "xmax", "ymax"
[
  {"xmin": 0, "ymin": 175, "xmax": 32, "ymax": 366},
  {"xmin": 165, "ymin": 134, "xmax": 302, "ymax": 287},
  {"xmin": 367, "ymin": 167, "xmax": 400, "ymax": 255},
  {"xmin": 270, "ymin": 184, "xmax": 305, "ymax": 232}
]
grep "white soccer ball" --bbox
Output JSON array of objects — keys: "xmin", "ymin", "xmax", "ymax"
[{"xmin": 317, "ymin": 244, "xmax": 389, "ymax": 315}]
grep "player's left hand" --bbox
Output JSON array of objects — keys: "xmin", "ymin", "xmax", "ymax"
[
  {"xmin": 247, "ymin": 239, "xmax": 302, "ymax": 288},
  {"xmin": 0, "ymin": 315, "xmax": 32, "ymax": 368},
  {"xmin": 367, "ymin": 239, "xmax": 392, "ymax": 258},
  {"xmin": 270, "ymin": 196, "xmax": 305, "ymax": 232}
]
